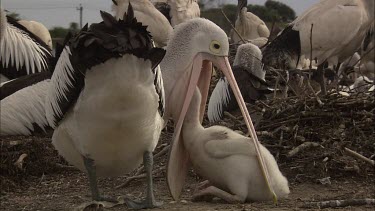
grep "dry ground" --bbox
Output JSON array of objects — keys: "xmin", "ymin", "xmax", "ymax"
[{"xmin": 1, "ymin": 92, "xmax": 374, "ymax": 210}]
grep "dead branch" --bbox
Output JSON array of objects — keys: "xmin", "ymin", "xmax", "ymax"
[
  {"xmin": 344, "ymin": 147, "xmax": 375, "ymax": 166},
  {"xmin": 115, "ymin": 166, "xmax": 165, "ymax": 189},
  {"xmin": 301, "ymin": 198, "xmax": 375, "ymax": 209},
  {"xmin": 287, "ymin": 142, "xmax": 321, "ymax": 158},
  {"xmin": 14, "ymin": 153, "xmax": 28, "ymax": 170},
  {"xmin": 220, "ymin": 9, "xmax": 246, "ymax": 43}
]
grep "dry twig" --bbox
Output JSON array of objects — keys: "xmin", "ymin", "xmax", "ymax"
[
  {"xmin": 344, "ymin": 147, "xmax": 375, "ymax": 166},
  {"xmin": 301, "ymin": 198, "xmax": 375, "ymax": 209}
]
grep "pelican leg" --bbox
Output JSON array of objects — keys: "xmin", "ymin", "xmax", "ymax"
[
  {"xmin": 83, "ymin": 157, "xmax": 117, "ymax": 202},
  {"xmin": 192, "ymin": 186, "xmax": 245, "ymax": 204},
  {"xmin": 125, "ymin": 151, "xmax": 162, "ymax": 209}
]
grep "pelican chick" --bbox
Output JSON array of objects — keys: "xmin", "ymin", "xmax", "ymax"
[
  {"xmin": 161, "ymin": 18, "xmax": 276, "ymax": 201},
  {"xmin": 184, "ymin": 89, "xmax": 290, "ymax": 203}
]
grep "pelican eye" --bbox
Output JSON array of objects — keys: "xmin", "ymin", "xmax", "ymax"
[{"xmin": 210, "ymin": 41, "xmax": 221, "ymax": 53}]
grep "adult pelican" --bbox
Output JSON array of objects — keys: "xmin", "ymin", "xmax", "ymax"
[
  {"xmin": 208, "ymin": 43, "xmax": 271, "ymax": 123},
  {"xmin": 231, "ymin": 0, "xmax": 270, "ymax": 44},
  {"xmin": 160, "ymin": 18, "xmax": 276, "ymax": 201},
  {"xmin": 263, "ymin": 0, "xmax": 374, "ymax": 94},
  {"xmin": 18, "ymin": 19, "xmax": 53, "ymax": 49},
  {"xmin": 112, "ymin": 0, "xmax": 172, "ymax": 47},
  {"xmin": 0, "ymin": 36, "xmax": 67, "ymax": 136},
  {"xmin": 0, "ymin": 8, "xmax": 52, "ymax": 82},
  {"xmin": 45, "ymin": 7, "xmax": 165, "ymax": 209},
  {"xmin": 153, "ymin": 0, "xmax": 200, "ymax": 27}
]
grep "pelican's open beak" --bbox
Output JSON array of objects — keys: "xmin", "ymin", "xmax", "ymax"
[{"xmin": 167, "ymin": 53, "xmax": 277, "ymax": 202}]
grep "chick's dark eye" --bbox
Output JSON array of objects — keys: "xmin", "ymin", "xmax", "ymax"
[{"xmin": 213, "ymin": 43, "xmax": 220, "ymax": 49}]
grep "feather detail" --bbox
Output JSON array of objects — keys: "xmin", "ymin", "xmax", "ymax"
[
  {"xmin": 46, "ymin": 6, "xmax": 166, "ymax": 127},
  {"xmin": 207, "ymin": 77, "xmax": 231, "ymax": 122},
  {"xmin": 0, "ymin": 16, "xmax": 52, "ymax": 79}
]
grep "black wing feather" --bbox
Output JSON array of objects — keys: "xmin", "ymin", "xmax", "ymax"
[{"xmin": 49, "ymin": 6, "xmax": 166, "ymax": 126}]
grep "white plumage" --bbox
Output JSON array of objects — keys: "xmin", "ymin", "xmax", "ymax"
[
  {"xmin": 0, "ymin": 80, "xmax": 50, "ymax": 136},
  {"xmin": 263, "ymin": 0, "xmax": 374, "ymax": 94},
  {"xmin": 18, "ymin": 20, "xmax": 53, "ymax": 49},
  {"xmin": 45, "ymin": 46, "xmax": 74, "ymax": 128},
  {"xmin": 49, "ymin": 54, "xmax": 163, "ymax": 176},
  {"xmin": 112, "ymin": 0, "xmax": 173, "ymax": 47},
  {"xmin": 162, "ymin": 18, "xmax": 276, "ymax": 201},
  {"xmin": 208, "ymin": 43, "xmax": 269, "ymax": 123},
  {"xmin": 0, "ymin": 9, "xmax": 51, "ymax": 79},
  {"xmin": 231, "ymin": 0, "xmax": 270, "ymax": 44},
  {"xmin": 44, "ymin": 10, "xmax": 165, "ymax": 207},
  {"xmin": 167, "ymin": 0, "xmax": 200, "ymax": 27},
  {"xmin": 293, "ymin": 0, "xmax": 373, "ymax": 66},
  {"xmin": 183, "ymin": 89, "xmax": 289, "ymax": 203},
  {"xmin": 207, "ymin": 77, "xmax": 231, "ymax": 122}
]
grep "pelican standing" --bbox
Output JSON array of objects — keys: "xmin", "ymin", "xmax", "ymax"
[
  {"xmin": 231, "ymin": 0, "xmax": 270, "ymax": 44},
  {"xmin": 263, "ymin": 0, "xmax": 374, "ymax": 94},
  {"xmin": 208, "ymin": 43, "xmax": 271, "ymax": 123},
  {"xmin": 18, "ymin": 19, "xmax": 53, "ymax": 49},
  {"xmin": 160, "ymin": 18, "xmax": 276, "ymax": 201},
  {"xmin": 183, "ymin": 88, "xmax": 289, "ymax": 203},
  {"xmin": 0, "ymin": 9, "xmax": 52, "ymax": 82},
  {"xmin": 112, "ymin": 0, "xmax": 172, "ymax": 47},
  {"xmin": 45, "ymin": 8, "xmax": 165, "ymax": 208}
]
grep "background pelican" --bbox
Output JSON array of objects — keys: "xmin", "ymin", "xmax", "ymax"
[
  {"xmin": 152, "ymin": 0, "xmax": 200, "ymax": 27},
  {"xmin": 18, "ymin": 20, "xmax": 53, "ymax": 49},
  {"xmin": 208, "ymin": 43, "xmax": 271, "ymax": 123},
  {"xmin": 263, "ymin": 0, "xmax": 374, "ymax": 94},
  {"xmin": 0, "ymin": 72, "xmax": 51, "ymax": 136},
  {"xmin": 112, "ymin": 0, "xmax": 172, "ymax": 47},
  {"xmin": 160, "ymin": 18, "xmax": 276, "ymax": 201},
  {"xmin": 45, "ymin": 8, "xmax": 165, "ymax": 209},
  {"xmin": 0, "ymin": 8, "xmax": 52, "ymax": 82},
  {"xmin": 0, "ymin": 35, "xmax": 67, "ymax": 136},
  {"xmin": 231, "ymin": 0, "xmax": 270, "ymax": 45}
]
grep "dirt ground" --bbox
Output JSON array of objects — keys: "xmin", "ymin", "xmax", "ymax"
[
  {"xmin": 1, "ymin": 92, "xmax": 374, "ymax": 210},
  {"xmin": 0, "ymin": 134, "xmax": 374, "ymax": 211}
]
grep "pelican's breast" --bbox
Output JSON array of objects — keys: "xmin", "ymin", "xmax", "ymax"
[{"xmin": 53, "ymin": 55, "xmax": 163, "ymax": 177}]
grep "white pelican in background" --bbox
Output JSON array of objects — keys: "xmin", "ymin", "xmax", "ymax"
[
  {"xmin": 45, "ymin": 8, "xmax": 165, "ymax": 208},
  {"xmin": 0, "ymin": 8, "xmax": 52, "ymax": 82},
  {"xmin": 160, "ymin": 18, "xmax": 276, "ymax": 201},
  {"xmin": 0, "ymin": 35, "xmax": 68, "ymax": 136},
  {"xmin": 208, "ymin": 43, "xmax": 271, "ymax": 123},
  {"xmin": 152, "ymin": 0, "xmax": 200, "ymax": 27},
  {"xmin": 263, "ymin": 0, "xmax": 374, "ymax": 95},
  {"xmin": 231, "ymin": 0, "xmax": 270, "ymax": 44},
  {"xmin": 0, "ymin": 72, "xmax": 52, "ymax": 136},
  {"xmin": 361, "ymin": 29, "xmax": 374, "ymax": 79},
  {"xmin": 18, "ymin": 19, "xmax": 53, "ymax": 49},
  {"xmin": 112, "ymin": 0, "xmax": 172, "ymax": 47},
  {"xmin": 183, "ymin": 88, "xmax": 289, "ymax": 203}
]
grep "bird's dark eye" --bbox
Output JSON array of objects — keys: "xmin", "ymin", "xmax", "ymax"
[{"xmin": 214, "ymin": 43, "xmax": 220, "ymax": 49}]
